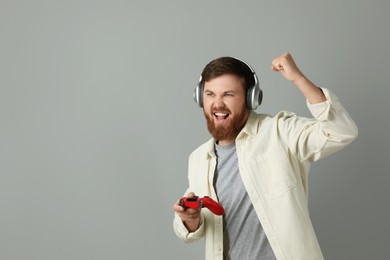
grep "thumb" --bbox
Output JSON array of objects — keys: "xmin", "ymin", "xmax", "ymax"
[{"xmin": 187, "ymin": 192, "xmax": 196, "ymax": 198}]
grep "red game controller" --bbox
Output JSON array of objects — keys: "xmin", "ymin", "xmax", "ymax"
[{"xmin": 179, "ymin": 196, "xmax": 224, "ymax": 216}]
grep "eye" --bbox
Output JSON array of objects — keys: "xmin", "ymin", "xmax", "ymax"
[{"xmin": 205, "ymin": 92, "xmax": 214, "ymax": 97}]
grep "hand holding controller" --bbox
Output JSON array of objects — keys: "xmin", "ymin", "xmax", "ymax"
[{"xmin": 179, "ymin": 196, "xmax": 224, "ymax": 216}]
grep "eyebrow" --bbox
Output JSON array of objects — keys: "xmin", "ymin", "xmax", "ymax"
[{"xmin": 204, "ymin": 89, "xmax": 238, "ymax": 94}]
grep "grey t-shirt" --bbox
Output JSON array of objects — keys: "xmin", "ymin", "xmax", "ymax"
[{"xmin": 214, "ymin": 143, "xmax": 276, "ymax": 260}]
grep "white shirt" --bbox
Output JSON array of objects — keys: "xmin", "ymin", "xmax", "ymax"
[{"xmin": 174, "ymin": 88, "xmax": 358, "ymax": 260}]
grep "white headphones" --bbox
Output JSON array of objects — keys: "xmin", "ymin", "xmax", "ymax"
[{"xmin": 193, "ymin": 57, "xmax": 263, "ymax": 110}]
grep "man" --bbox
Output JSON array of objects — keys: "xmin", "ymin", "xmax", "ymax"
[{"xmin": 173, "ymin": 53, "xmax": 358, "ymax": 260}]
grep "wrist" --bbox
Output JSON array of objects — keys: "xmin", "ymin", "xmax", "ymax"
[
  {"xmin": 292, "ymin": 74, "xmax": 308, "ymax": 86},
  {"xmin": 182, "ymin": 217, "xmax": 201, "ymax": 232}
]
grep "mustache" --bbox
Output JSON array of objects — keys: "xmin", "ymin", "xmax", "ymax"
[
  {"xmin": 211, "ymin": 106, "xmax": 231, "ymax": 114},
  {"xmin": 211, "ymin": 110, "xmax": 231, "ymax": 114}
]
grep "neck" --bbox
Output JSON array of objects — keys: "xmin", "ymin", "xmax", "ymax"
[{"xmin": 217, "ymin": 137, "xmax": 236, "ymax": 147}]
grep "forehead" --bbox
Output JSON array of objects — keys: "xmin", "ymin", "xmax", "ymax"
[{"xmin": 203, "ymin": 74, "xmax": 245, "ymax": 92}]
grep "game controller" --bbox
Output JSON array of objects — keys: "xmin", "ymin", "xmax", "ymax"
[{"xmin": 179, "ymin": 196, "xmax": 224, "ymax": 216}]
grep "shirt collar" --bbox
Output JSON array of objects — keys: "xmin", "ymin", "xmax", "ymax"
[
  {"xmin": 238, "ymin": 111, "xmax": 259, "ymax": 138},
  {"xmin": 205, "ymin": 111, "xmax": 260, "ymax": 159}
]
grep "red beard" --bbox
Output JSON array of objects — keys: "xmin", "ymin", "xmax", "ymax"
[{"xmin": 204, "ymin": 105, "xmax": 248, "ymax": 143}]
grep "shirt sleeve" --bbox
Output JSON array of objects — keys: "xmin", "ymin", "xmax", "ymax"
[
  {"xmin": 173, "ymin": 212, "xmax": 205, "ymax": 243},
  {"xmin": 280, "ymin": 88, "xmax": 358, "ymax": 162}
]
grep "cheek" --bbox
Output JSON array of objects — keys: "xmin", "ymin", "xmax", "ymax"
[
  {"xmin": 202, "ymin": 104, "xmax": 212, "ymax": 114},
  {"xmin": 227, "ymin": 100, "xmax": 246, "ymax": 114},
  {"xmin": 202, "ymin": 107, "xmax": 213, "ymax": 119},
  {"xmin": 202, "ymin": 98, "xmax": 212, "ymax": 110}
]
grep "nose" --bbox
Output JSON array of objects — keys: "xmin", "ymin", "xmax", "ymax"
[
  {"xmin": 214, "ymin": 96, "xmax": 225, "ymax": 107},
  {"xmin": 213, "ymin": 96, "xmax": 225, "ymax": 108}
]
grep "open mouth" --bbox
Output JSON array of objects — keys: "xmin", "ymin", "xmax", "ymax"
[{"xmin": 214, "ymin": 112, "xmax": 229, "ymax": 121}]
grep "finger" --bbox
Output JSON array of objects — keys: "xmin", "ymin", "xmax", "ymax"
[
  {"xmin": 174, "ymin": 198, "xmax": 185, "ymax": 208},
  {"xmin": 187, "ymin": 192, "xmax": 196, "ymax": 198},
  {"xmin": 271, "ymin": 64, "xmax": 280, "ymax": 71},
  {"xmin": 272, "ymin": 56, "xmax": 283, "ymax": 68},
  {"xmin": 175, "ymin": 205, "xmax": 201, "ymax": 217},
  {"xmin": 271, "ymin": 63, "xmax": 284, "ymax": 72},
  {"xmin": 183, "ymin": 208, "xmax": 202, "ymax": 217},
  {"xmin": 283, "ymin": 52, "xmax": 292, "ymax": 59},
  {"xmin": 173, "ymin": 202, "xmax": 184, "ymax": 212},
  {"xmin": 271, "ymin": 58, "xmax": 279, "ymax": 68}
]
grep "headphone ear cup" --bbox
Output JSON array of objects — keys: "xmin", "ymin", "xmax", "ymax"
[
  {"xmin": 193, "ymin": 78, "xmax": 203, "ymax": 108},
  {"xmin": 257, "ymin": 88, "xmax": 263, "ymax": 108},
  {"xmin": 246, "ymin": 84, "xmax": 263, "ymax": 110}
]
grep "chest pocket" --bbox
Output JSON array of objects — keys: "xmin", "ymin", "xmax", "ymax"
[{"xmin": 249, "ymin": 148, "xmax": 297, "ymax": 199}]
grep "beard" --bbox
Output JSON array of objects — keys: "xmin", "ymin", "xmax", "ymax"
[{"xmin": 204, "ymin": 105, "xmax": 248, "ymax": 143}]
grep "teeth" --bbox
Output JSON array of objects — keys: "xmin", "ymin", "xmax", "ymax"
[{"xmin": 214, "ymin": 112, "xmax": 228, "ymax": 117}]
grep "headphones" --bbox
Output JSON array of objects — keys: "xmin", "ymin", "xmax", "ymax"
[{"xmin": 193, "ymin": 57, "xmax": 263, "ymax": 110}]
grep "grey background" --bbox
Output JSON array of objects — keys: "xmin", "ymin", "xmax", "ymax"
[{"xmin": 0, "ymin": 0, "xmax": 389, "ymax": 259}]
